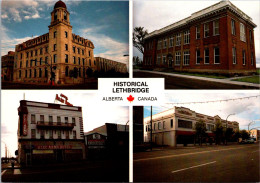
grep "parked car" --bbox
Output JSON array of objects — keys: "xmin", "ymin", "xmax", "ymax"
[{"xmin": 240, "ymin": 138, "xmax": 255, "ymax": 144}]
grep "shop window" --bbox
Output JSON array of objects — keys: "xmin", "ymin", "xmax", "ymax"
[{"xmin": 178, "ymin": 119, "xmax": 192, "ymax": 129}]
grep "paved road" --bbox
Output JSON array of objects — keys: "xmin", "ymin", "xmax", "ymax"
[
  {"xmin": 1, "ymin": 158, "xmax": 129, "ymax": 182},
  {"xmin": 134, "ymin": 143, "xmax": 260, "ymax": 182},
  {"xmin": 134, "ymin": 71, "xmax": 259, "ymax": 89}
]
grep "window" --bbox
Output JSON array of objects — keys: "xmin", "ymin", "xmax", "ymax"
[
  {"xmin": 39, "ymin": 68, "xmax": 42, "ymax": 77},
  {"xmin": 26, "ymin": 52, "xmax": 29, "ymax": 58},
  {"xmin": 31, "ymin": 129, "xmax": 36, "ymax": 139},
  {"xmin": 45, "ymin": 56, "xmax": 48, "ymax": 64},
  {"xmin": 242, "ymin": 50, "xmax": 246, "ymax": 65},
  {"xmin": 72, "ymin": 56, "xmax": 76, "ymax": 64},
  {"xmin": 40, "ymin": 130, "xmax": 44, "ymax": 139},
  {"xmin": 183, "ymin": 51, "xmax": 190, "ymax": 65},
  {"xmin": 196, "ymin": 50, "xmax": 200, "ymax": 64},
  {"xmin": 204, "ymin": 48, "xmax": 209, "ymax": 64},
  {"xmin": 206, "ymin": 124, "xmax": 214, "ymax": 131},
  {"xmin": 65, "ymin": 54, "xmax": 68, "ymax": 63},
  {"xmin": 58, "ymin": 130, "xmax": 61, "ymax": 139},
  {"xmin": 232, "ymin": 47, "xmax": 237, "ymax": 64},
  {"xmin": 163, "ymin": 121, "xmax": 165, "ymax": 129},
  {"xmin": 49, "ymin": 116, "xmax": 53, "ymax": 123},
  {"xmin": 65, "ymin": 117, "xmax": 68, "ymax": 123},
  {"xmin": 231, "ymin": 19, "xmax": 236, "ymax": 35},
  {"xmin": 175, "ymin": 51, "xmax": 181, "ymax": 65},
  {"xmin": 82, "ymin": 50, "xmax": 84, "ymax": 55},
  {"xmin": 54, "ymin": 31, "xmax": 57, "ymax": 38},
  {"xmin": 184, "ymin": 30, "xmax": 190, "ymax": 44},
  {"xmin": 78, "ymin": 57, "xmax": 80, "ymax": 65},
  {"xmin": 214, "ymin": 47, "xmax": 220, "ymax": 64},
  {"xmin": 29, "ymin": 69, "xmax": 32, "ymax": 78},
  {"xmin": 20, "ymin": 53, "xmax": 23, "ymax": 59},
  {"xmin": 65, "ymin": 66, "xmax": 69, "ymax": 76},
  {"xmin": 66, "ymin": 131, "xmax": 69, "ymax": 139},
  {"xmin": 176, "ymin": 33, "xmax": 181, "ymax": 46},
  {"xmin": 31, "ymin": 114, "xmax": 36, "ymax": 124},
  {"xmin": 20, "ymin": 61, "xmax": 22, "ymax": 68},
  {"xmin": 35, "ymin": 50, "xmax": 38, "ymax": 56},
  {"xmin": 54, "ymin": 11, "xmax": 57, "ymax": 20},
  {"xmin": 249, "ymin": 30, "xmax": 253, "ymax": 43},
  {"xmin": 40, "ymin": 48, "xmax": 43, "ymax": 55},
  {"xmin": 157, "ymin": 55, "xmax": 161, "ymax": 65},
  {"xmin": 169, "ymin": 36, "xmax": 174, "ymax": 47},
  {"xmin": 82, "ymin": 58, "xmax": 85, "ymax": 65},
  {"xmin": 204, "ymin": 23, "xmax": 209, "ymax": 37},
  {"xmin": 65, "ymin": 44, "xmax": 68, "ymax": 51},
  {"xmin": 57, "ymin": 116, "xmax": 61, "ymax": 124},
  {"xmin": 64, "ymin": 11, "xmax": 67, "ymax": 20},
  {"xmin": 89, "ymin": 51, "xmax": 91, "ymax": 57},
  {"xmin": 34, "ymin": 59, "xmax": 37, "ymax": 66},
  {"xmin": 213, "ymin": 20, "xmax": 219, "ymax": 35},
  {"xmin": 162, "ymin": 55, "xmax": 166, "ymax": 65},
  {"xmin": 154, "ymin": 123, "xmax": 156, "ymax": 130},
  {"xmin": 72, "ymin": 118, "xmax": 75, "ymax": 124},
  {"xmin": 53, "ymin": 54, "xmax": 57, "ymax": 63},
  {"xmin": 45, "ymin": 68, "xmax": 48, "ymax": 77},
  {"xmin": 40, "ymin": 115, "xmax": 44, "ymax": 122},
  {"xmin": 45, "ymin": 46, "xmax": 48, "ymax": 53},
  {"xmin": 157, "ymin": 40, "xmax": 162, "ymax": 50},
  {"xmin": 54, "ymin": 44, "xmax": 57, "ymax": 51},
  {"xmin": 31, "ymin": 51, "xmax": 33, "ymax": 57},
  {"xmin": 178, "ymin": 119, "xmax": 192, "ymax": 129},
  {"xmin": 73, "ymin": 131, "xmax": 76, "ymax": 139},
  {"xmin": 19, "ymin": 70, "xmax": 21, "ymax": 78},
  {"xmin": 49, "ymin": 130, "xmax": 53, "ymax": 139},
  {"xmin": 34, "ymin": 69, "xmax": 37, "ymax": 77},
  {"xmin": 158, "ymin": 122, "xmax": 162, "ymax": 130},
  {"xmin": 251, "ymin": 52, "xmax": 254, "ymax": 65},
  {"xmin": 240, "ymin": 23, "xmax": 246, "ymax": 42},
  {"xmin": 73, "ymin": 47, "xmax": 76, "ymax": 53},
  {"xmin": 65, "ymin": 31, "xmax": 68, "ymax": 38},
  {"xmin": 77, "ymin": 48, "xmax": 80, "ymax": 54},
  {"xmin": 196, "ymin": 26, "xmax": 200, "ymax": 39},
  {"xmin": 163, "ymin": 38, "xmax": 167, "ymax": 49},
  {"xmin": 40, "ymin": 58, "xmax": 42, "ymax": 65}
]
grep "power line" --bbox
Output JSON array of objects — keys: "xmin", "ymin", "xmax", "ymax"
[{"xmin": 166, "ymin": 95, "xmax": 260, "ymax": 105}]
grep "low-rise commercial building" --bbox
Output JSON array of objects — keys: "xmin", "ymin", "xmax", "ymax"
[
  {"xmin": 1, "ymin": 51, "xmax": 15, "ymax": 81},
  {"xmin": 144, "ymin": 106, "xmax": 239, "ymax": 146},
  {"xmin": 17, "ymin": 100, "xmax": 85, "ymax": 166}
]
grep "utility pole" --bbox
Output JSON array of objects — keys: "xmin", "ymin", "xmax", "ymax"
[
  {"xmin": 225, "ymin": 113, "xmax": 235, "ymax": 145},
  {"xmin": 150, "ymin": 106, "xmax": 152, "ymax": 151}
]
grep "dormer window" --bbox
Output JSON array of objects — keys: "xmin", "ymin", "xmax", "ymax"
[
  {"xmin": 54, "ymin": 11, "xmax": 57, "ymax": 21},
  {"xmin": 64, "ymin": 11, "xmax": 67, "ymax": 20}
]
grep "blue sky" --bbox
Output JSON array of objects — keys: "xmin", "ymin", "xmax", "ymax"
[
  {"xmin": 144, "ymin": 92, "xmax": 260, "ymax": 131},
  {"xmin": 133, "ymin": 0, "xmax": 260, "ymax": 67},
  {"xmin": 1, "ymin": 0, "xmax": 129, "ymax": 65}
]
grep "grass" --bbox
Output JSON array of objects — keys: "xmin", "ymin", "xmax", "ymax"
[
  {"xmin": 232, "ymin": 75, "xmax": 260, "ymax": 84},
  {"xmin": 257, "ymin": 68, "xmax": 260, "ymax": 75}
]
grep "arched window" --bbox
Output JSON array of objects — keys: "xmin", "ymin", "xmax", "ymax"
[
  {"xmin": 64, "ymin": 11, "xmax": 67, "ymax": 20},
  {"xmin": 54, "ymin": 11, "xmax": 57, "ymax": 20},
  {"xmin": 65, "ymin": 66, "xmax": 69, "ymax": 77}
]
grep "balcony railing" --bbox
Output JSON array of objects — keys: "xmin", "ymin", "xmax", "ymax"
[{"xmin": 37, "ymin": 121, "xmax": 75, "ymax": 129}]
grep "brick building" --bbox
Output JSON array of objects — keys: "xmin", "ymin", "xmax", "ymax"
[
  {"xmin": 17, "ymin": 100, "xmax": 85, "ymax": 166},
  {"xmin": 13, "ymin": 0, "xmax": 96, "ymax": 85},
  {"xmin": 1, "ymin": 51, "xmax": 15, "ymax": 81},
  {"xmin": 144, "ymin": 106, "xmax": 239, "ymax": 147},
  {"xmin": 143, "ymin": 0, "xmax": 257, "ymax": 75},
  {"xmin": 95, "ymin": 57, "xmax": 128, "ymax": 73}
]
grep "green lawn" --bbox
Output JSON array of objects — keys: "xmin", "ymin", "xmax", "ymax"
[
  {"xmin": 232, "ymin": 76, "xmax": 260, "ymax": 84},
  {"xmin": 256, "ymin": 68, "xmax": 260, "ymax": 75}
]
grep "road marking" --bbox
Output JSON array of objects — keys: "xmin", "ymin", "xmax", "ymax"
[
  {"xmin": 134, "ymin": 145, "xmax": 257, "ymax": 162},
  {"xmin": 14, "ymin": 169, "xmax": 21, "ymax": 175},
  {"xmin": 171, "ymin": 161, "xmax": 216, "ymax": 173},
  {"xmin": 1, "ymin": 170, "xmax": 7, "ymax": 176}
]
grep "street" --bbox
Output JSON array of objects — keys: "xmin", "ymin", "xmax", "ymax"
[
  {"xmin": 134, "ymin": 70, "xmax": 259, "ymax": 89},
  {"xmin": 1, "ymin": 158, "xmax": 129, "ymax": 182},
  {"xmin": 134, "ymin": 143, "xmax": 260, "ymax": 182}
]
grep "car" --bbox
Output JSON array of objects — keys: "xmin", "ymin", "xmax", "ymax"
[{"xmin": 240, "ymin": 138, "xmax": 255, "ymax": 144}]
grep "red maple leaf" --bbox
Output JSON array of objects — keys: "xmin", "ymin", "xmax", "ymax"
[{"xmin": 127, "ymin": 95, "xmax": 134, "ymax": 102}]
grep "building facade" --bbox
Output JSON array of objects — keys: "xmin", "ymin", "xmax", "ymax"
[
  {"xmin": 95, "ymin": 57, "xmax": 128, "ymax": 73},
  {"xmin": 143, "ymin": 0, "xmax": 257, "ymax": 75},
  {"xmin": 249, "ymin": 129, "xmax": 260, "ymax": 141},
  {"xmin": 13, "ymin": 1, "xmax": 96, "ymax": 85},
  {"xmin": 17, "ymin": 100, "xmax": 85, "ymax": 166},
  {"xmin": 1, "ymin": 51, "xmax": 15, "ymax": 81},
  {"xmin": 144, "ymin": 106, "xmax": 239, "ymax": 147}
]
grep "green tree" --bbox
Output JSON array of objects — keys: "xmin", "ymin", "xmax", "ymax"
[
  {"xmin": 133, "ymin": 27, "xmax": 148, "ymax": 54},
  {"xmin": 224, "ymin": 127, "xmax": 234, "ymax": 145},
  {"xmin": 195, "ymin": 120, "xmax": 207, "ymax": 146},
  {"xmin": 213, "ymin": 121, "xmax": 224, "ymax": 145},
  {"xmin": 240, "ymin": 130, "xmax": 250, "ymax": 139}
]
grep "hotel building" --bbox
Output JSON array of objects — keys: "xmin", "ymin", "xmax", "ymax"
[
  {"xmin": 143, "ymin": 0, "xmax": 257, "ymax": 75},
  {"xmin": 144, "ymin": 106, "xmax": 239, "ymax": 146},
  {"xmin": 17, "ymin": 100, "xmax": 85, "ymax": 166},
  {"xmin": 13, "ymin": 1, "xmax": 96, "ymax": 84}
]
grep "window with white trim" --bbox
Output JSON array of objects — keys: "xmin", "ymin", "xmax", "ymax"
[
  {"xmin": 175, "ymin": 51, "xmax": 181, "ymax": 65},
  {"xmin": 184, "ymin": 30, "xmax": 190, "ymax": 44},
  {"xmin": 204, "ymin": 48, "xmax": 209, "ymax": 64},
  {"xmin": 183, "ymin": 51, "xmax": 190, "ymax": 65},
  {"xmin": 157, "ymin": 40, "xmax": 162, "ymax": 50},
  {"xmin": 196, "ymin": 26, "xmax": 200, "ymax": 39},
  {"xmin": 163, "ymin": 38, "xmax": 167, "ymax": 49},
  {"xmin": 169, "ymin": 36, "xmax": 174, "ymax": 47},
  {"xmin": 196, "ymin": 50, "xmax": 200, "ymax": 64},
  {"xmin": 232, "ymin": 47, "xmax": 237, "ymax": 64},
  {"xmin": 204, "ymin": 23, "xmax": 209, "ymax": 38},
  {"xmin": 240, "ymin": 23, "xmax": 246, "ymax": 42},
  {"xmin": 214, "ymin": 47, "xmax": 220, "ymax": 64},
  {"xmin": 242, "ymin": 50, "xmax": 246, "ymax": 65},
  {"xmin": 157, "ymin": 55, "xmax": 161, "ymax": 65},
  {"xmin": 176, "ymin": 33, "xmax": 181, "ymax": 46},
  {"xmin": 231, "ymin": 19, "xmax": 236, "ymax": 35},
  {"xmin": 213, "ymin": 20, "xmax": 219, "ymax": 35}
]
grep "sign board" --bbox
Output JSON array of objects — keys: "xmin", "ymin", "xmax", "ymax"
[
  {"xmin": 23, "ymin": 114, "xmax": 28, "ymax": 136},
  {"xmin": 36, "ymin": 145, "xmax": 72, "ymax": 150},
  {"xmin": 55, "ymin": 94, "xmax": 73, "ymax": 106}
]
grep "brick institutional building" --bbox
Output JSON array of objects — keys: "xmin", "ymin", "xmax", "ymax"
[
  {"xmin": 1, "ymin": 51, "xmax": 15, "ymax": 81},
  {"xmin": 95, "ymin": 57, "xmax": 128, "ymax": 73},
  {"xmin": 143, "ymin": 0, "xmax": 257, "ymax": 75},
  {"xmin": 144, "ymin": 106, "xmax": 239, "ymax": 147},
  {"xmin": 13, "ymin": 1, "xmax": 95, "ymax": 84},
  {"xmin": 17, "ymin": 99, "xmax": 85, "ymax": 166}
]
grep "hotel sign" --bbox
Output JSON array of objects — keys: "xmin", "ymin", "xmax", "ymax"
[
  {"xmin": 23, "ymin": 114, "xmax": 28, "ymax": 136},
  {"xmin": 36, "ymin": 145, "xmax": 72, "ymax": 150},
  {"xmin": 55, "ymin": 94, "xmax": 73, "ymax": 106}
]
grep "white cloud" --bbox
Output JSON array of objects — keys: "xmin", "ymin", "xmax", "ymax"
[{"xmin": 133, "ymin": 1, "xmax": 260, "ymax": 66}]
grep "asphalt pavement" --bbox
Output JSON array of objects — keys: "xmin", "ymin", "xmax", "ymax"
[{"xmin": 134, "ymin": 143, "xmax": 260, "ymax": 182}]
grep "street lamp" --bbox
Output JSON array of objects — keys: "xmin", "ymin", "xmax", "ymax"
[{"xmin": 225, "ymin": 113, "xmax": 235, "ymax": 145}]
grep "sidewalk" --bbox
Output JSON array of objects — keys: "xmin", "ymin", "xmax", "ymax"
[{"xmin": 134, "ymin": 69, "xmax": 260, "ymax": 88}]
